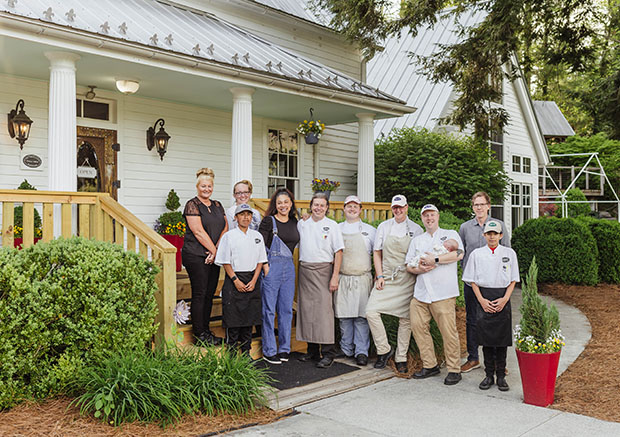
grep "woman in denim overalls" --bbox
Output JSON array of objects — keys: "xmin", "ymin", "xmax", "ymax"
[{"xmin": 258, "ymin": 188, "xmax": 300, "ymax": 365}]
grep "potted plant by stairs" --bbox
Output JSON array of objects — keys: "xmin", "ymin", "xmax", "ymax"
[
  {"xmin": 514, "ymin": 257, "xmax": 565, "ymax": 407},
  {"xmin": 154, "ymin": 189, "xmax": 186, "ymax": 272},
  {"xmin": 13, "ymin": 179, "xmax": 42, "ymax": 248}
]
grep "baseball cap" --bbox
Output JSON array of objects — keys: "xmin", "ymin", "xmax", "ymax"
[
  {"xmin": 344, "ymin": 195, "xmax": 362, "ymax": 205},
  {"xmin": 483, "ymin": 220, "xmax": 502, "ymax": 234},
  {"xmin": 420, "ymin": 204, "xmax": 439, "ymax": 214},
  {"xmin": 391, "ymin": 195, "xmax": 407, "ymax": 207},
  {"xmin": 234, "ymin": 203, "xmax": 252, "ymax": 215}
]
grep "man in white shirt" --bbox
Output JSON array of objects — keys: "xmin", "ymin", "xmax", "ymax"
[{"xmin": 406, "ymin": 204, "xmax": 464, "ymax": 385}]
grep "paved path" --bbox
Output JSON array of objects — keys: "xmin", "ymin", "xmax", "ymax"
[{"xmin": 231, "ymin": 289, "xmax": 620, "ymax": 436}]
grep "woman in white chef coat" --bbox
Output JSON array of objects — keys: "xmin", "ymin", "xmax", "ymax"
[{"xmin": 296, "ymin": 192, "xmax": 345, "ymax": 369}]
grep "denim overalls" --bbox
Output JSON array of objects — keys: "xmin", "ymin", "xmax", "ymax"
[{"xmin": 260, "ymin": 216, "xmax": 296, "ymax": 357}]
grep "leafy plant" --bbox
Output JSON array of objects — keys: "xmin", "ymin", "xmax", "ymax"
[
  {"xmin": 514, "ymin": 258, "xmax": 565, "ymax": 354},
  {"xmin": 577, "ymin": 217, "xmax": 620, "ymax": 283},
  {"xmin": 71, "ymin": 344, "xmax": 272, "ymax": 427},
  {"xmin": 311, "ymin": 177, "xmax": 341, "ymax": 192},
  {"xmin": 165, "ymin": 189, "xmax": 181, "ymax": 211},
  {"xmin": 297, "ymin": 119, "xmax": 325, "ymax": 137},
  {"xmin": 13, "ymin": 179, "xmax": 42, "ymax": 239},
  {"xmin": 155, "ymin": 189, "xmax": 186, "ymax": 236},
  {"xmin": 555, "ymin": 188, "xmax": 592, "ymax": 218}
]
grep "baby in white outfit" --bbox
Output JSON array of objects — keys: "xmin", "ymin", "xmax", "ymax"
[{"xmin": 407, "ymin": 238, "xmax": 459, "ymax": 268}]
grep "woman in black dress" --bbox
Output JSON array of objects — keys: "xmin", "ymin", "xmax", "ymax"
[{"xmin": 182, "ymin": 168, "xmax": 228, "ymax": 346}]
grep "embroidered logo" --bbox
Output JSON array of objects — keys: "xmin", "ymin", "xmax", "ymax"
[
  {"xmin": 323, "ymin": 227, "xmax": 330, "ymax": 232},
  {"xmin": 362, "ymin": 231, "xmax": 369, "ymax": 236},
  {"xmin": 502, "ymin": 257, "xmax": 510, "ymax": 263},
  {"xmin": 255, "ymin": 238, "xmax": 261, "ymax": 244},
  {"xmin": 440, "ymin": 236, "xmax": 447, "ymax": 241}
]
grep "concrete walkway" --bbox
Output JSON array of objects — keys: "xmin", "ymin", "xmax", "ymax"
[{"xmin": 230, "ymin": 289, "xmax": 620, "ymax": 436}]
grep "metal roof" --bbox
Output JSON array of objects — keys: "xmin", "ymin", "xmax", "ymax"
[
  {"xmin": 248, "ymin": 0, "xmax": 332, "ymax": 28},
  {"xmin": 367, "ymin": 9, "xmax": 486, "ymax": 136},
  {"xmin": 532, "ymin": 101, "xmax": 576, "ymax": 138},
  {"xmin": 1, "ymin": 0, "xmax": 403, "ymax": 105}
]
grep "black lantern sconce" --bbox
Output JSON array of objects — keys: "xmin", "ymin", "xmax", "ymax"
[
  {"xmin": 146, "ymin": 118, "xmax": 170, "ymax": 161},
  {"xmin": 7, "ymin": 99, "xmax": 33, "ymax": 149}
]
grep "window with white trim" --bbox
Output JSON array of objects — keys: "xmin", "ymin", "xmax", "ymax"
[
  {"xmin": 511, "ymin": 183, "xmax": 532, "ymax": 229},
  {"xmin": 268, "ymin": 129, "xmax": 299, "ymax": 197},
  {"xmin": 512, "ymin": 155, "xmax": 521, "ymax": 172},
  {"xmin": 523, "ymin": 157, "xmax": 531, "ymax": 173}
]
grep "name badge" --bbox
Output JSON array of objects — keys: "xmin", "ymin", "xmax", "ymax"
[
  {"xmin": 255, "ymin": 238, "xmax": 261, "ymax": 244},
  {"xmin": 408, "ymin": 231, "xmax": 414, "ymax": 237},
  {"xmin": 323, "ymin": 226, "xmax": 330, "ymax": 232},
  {"xmin": 502, "ymin": 257, "xmax": 510, "ymax": 263}
]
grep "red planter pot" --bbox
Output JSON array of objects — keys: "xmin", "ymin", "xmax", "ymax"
[
  {"xmin": 161, "ymin": 235, "xmax": 184, "ymax": 272},
  {"xmin": 516, "ymin": 349, "xmax": 561, "ymax": 407},
  {"xmin": 13, "ymin": 237, "xmax": 41, "ymax": 249}
]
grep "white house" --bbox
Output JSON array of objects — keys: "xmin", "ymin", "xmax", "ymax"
[
  {"xmin": 0, "ymin": 0, "xmax": 413, "ymax": 227},
  {"xmin": 367, "ymin": 9, "xmax": 551, "ymax": 230}
]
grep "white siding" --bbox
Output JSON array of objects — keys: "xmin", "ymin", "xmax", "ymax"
[{"xmin": 317, "ymin": 123, "xmax": 358, "ymax": 201}]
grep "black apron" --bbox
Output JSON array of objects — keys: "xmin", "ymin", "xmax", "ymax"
[
  {"xmin": 222, "ymin": 271, "xmax": 262, "ymax": 328},
  {"xmin": 476, "ymin": 287, "xmax": 512, "ymax": 347}
]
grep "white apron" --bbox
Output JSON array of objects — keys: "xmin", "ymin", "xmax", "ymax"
[
  {"xmin": 334, "ymin": 230, "xmax": 373, "ymax": 318},
  {"xmin": 365, "ymin": 230, "xmax": 416, "ymax": 319}
]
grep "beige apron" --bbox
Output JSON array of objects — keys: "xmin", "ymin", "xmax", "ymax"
[
  {"xmin": 334, "ymin": 230, "xmax": 373, "ymax": 318},
  {"xmin": 365, "ymin": 231, "xmax": 416, "ymax": 319},
  {"xmin": 296, "ymin": 261, "xmax": 335, "ymax": 343}
]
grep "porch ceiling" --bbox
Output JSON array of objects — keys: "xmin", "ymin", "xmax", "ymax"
[{"xmin": 0, "ymin": 35, "xmax": 403, "ymax": 124}]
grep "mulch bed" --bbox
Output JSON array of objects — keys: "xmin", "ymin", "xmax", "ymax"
[{"xmin": 541, "ymin": 283, "xmax": 620, "ymax": 423}]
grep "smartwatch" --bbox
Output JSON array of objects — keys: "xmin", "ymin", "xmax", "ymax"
[
  {"xmin": 231, "ymin": 275, "xmax": 238, "ymax": 281},
  {"xmin": 435, "ymin": 257, "xmax": 439, "ymax": 264}
]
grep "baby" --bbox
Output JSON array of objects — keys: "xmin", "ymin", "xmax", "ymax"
[{"xmin": 407, "ymin": 238, "xmax": 459, "ymax": 268}]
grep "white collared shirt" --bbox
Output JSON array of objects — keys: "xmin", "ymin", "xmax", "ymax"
[
  {"xmin": 215, "ymin": 227, "xmax": 267, "ymax": 272},
  {"xmin": 406, "ymin": 228, "xmax": 463, "ymax": 303},
  {"xmin": 298, "ymin": 216, "xmax": 345, "ymax": 263},
  {"xmin": 462, "ymin": 244, "xmax": 520, "ymax": 288},
  {"xmin": 339, "ymin": 220, "xmax": 377, "ymax": 254},
  {"xmin": 374, "ymin": 218, "xmax": 423, "ymax": 251}
]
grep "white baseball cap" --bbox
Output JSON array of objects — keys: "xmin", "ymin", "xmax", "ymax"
[
  {"xmin": 420, "ymin": 204, "xmax": 439, "ymax": 214},
  {"xmin": 344, "ymin": 195, "xmax": 362, "ymax": 205},
  {"xmin": 391, "ymin": 195, "xmax": 407, "ymax": 207},
  {"xmin": 483, "ymin": 220, "xmax": 503, "ymax": 234}
]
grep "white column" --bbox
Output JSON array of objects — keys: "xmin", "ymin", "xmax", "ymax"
[
  {"xmin": 356, "ymin": 112, "xmax": 376, "ymax": 202},
  {"xmin": 46, "ymin": 51, "xmax": 80, "ymax": 192},
  {"xmin": 230, "ymin": 87, "xmax": 254, "ymax": 189}
]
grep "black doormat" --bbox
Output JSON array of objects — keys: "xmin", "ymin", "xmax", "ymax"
[{"xmin": 255, "ymin": 352, "xmax": 360, "ymax": 390}]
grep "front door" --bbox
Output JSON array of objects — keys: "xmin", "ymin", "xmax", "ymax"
[{"xmin": 77, "ymin": 126, "xmax": 118, "ymax": 200}]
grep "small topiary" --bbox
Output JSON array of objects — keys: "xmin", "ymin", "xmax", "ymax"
[
  {"xmin": 165, "ymin": 189, "xmax": 181, "ymax": 211},
  {"xmin": 512, "ymin": 217, "xmax": 598, "ymax": 285},
  {"xmin": 14, "ymin": 179, "xmax": 42, "ymax": 239},
  {"xmin": 155, "ymin": 189, "xmax": 186, "ymax": 236},
  {"xmin": 577, "ymin": 217, "xmax": 620, "ymax": 283}
]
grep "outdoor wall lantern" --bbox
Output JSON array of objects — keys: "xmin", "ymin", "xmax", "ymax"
[
  {"xmin": 7, "ymin": 99, "xmax": 33, "ymax": 149},
  {"xmin": 146, "ymin": 118, "xmax": 170, "ymax": 161}
]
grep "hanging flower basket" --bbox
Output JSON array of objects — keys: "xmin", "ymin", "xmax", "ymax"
[
  {"xmin": 297, "ymin": 113, "xmax": 325, "ymax": 144},
  {"xmin": 304, "ymin": 132, "xmax": 319, "ymax": 144}
]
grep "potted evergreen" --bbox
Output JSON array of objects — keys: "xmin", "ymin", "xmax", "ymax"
[
  {"xmin": 154, "ymin": 189, "xmax": 186, "ymax": 271},
  {"xmin": 513, "ymin": 257, "xmax": 565, "ymax": 407}
]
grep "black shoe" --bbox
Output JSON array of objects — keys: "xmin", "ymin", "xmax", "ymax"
[
  {"xmin": 444, "ymin": 372, "xmax": 462, "ymax": 385},
  {"xmin": 278, "ymin": 352, "xmax": 290, "ymax": 362},
  {"xmin": 496, "ymin": 376, "xmax": 509, "ymax": 391},
  {"xmin": 355, "ymin": 354, "xmax": 368, "ymax": 366},
  {"xmin": 195, "ymin": 331, "xmax": 220, "ymax": 347},
  {"xmin": 412, "ymin": 365, "xmax": 440, "ymax": 379},
  {"xmin": 479, "ymin": 376, "xmax": 494, "ymax": 390},
  {"xmin": 316, "ymin": 356, "xmax": 334, "ymax": 368},
  {"xmin": 263, "ymin": 354, "xmax": 281, "ymax": 365},
  {"xmin": 374, "ymin": 348, "xmax": 395, "ymax": 369},
  {"xmin": 298, "ymin": 352, "xmax": 320, "ymax": 362},
  {"xmin": 332, "ymin": 348, "xmax": 346, "ymax": 359},
  {"xmin": 396, "ymin": 362, "xmax": 408, "ymax": 374}
]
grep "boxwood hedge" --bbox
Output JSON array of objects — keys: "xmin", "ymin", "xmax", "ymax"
[{"xmin": 577, "ymin": 217, "xmax": 620, "ymax": 283}]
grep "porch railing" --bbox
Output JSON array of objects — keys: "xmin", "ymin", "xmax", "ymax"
[
  {"xmin": 252, "ymin": 199, "xmax": 393, "ymax": 222},
  {"xmin": 0, "ymin": 190, "xmax": 176, "ymax": 342}
]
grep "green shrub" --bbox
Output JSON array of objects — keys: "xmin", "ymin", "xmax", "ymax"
[
  {"xmin": 71, "ymin": 344, "xmax": 271, "ymax": 427},
  {"xmin": 14, "ymin": 179, "xmax": 42, "ymax": 239},
  {"xmin": 555, "ymin": 188, "xmax": 592, "ymax": 218},
  {"xmin": 512, "ymin": 217, "xmax": 598, "ymax": 285},
  {"xmin": 577, "ymin": 217, "xmax": 620, "ymax": 283},
  {"xmin": 0, "ymin": 238, "xmax": 158, "ymax": 409}
]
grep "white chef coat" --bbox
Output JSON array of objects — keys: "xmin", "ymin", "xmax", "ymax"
[
  {"xmin": 339, "ymin": 220, "xmax": 376, "ymax": 254},
  {"xmin": 462, "ymin": 244, "xmax": 520, "ymax": 288},
  {"xmin": 298, "ymin": 216, "xmax": 345, "ymax": 263},
  {"xmin": 374, "ymin": 218, "xmax": 423, "ymax": 251},
  {"xmin": 215, "ymin": 227, "xmax": 267, "ymax": 272},
  {"xmin": 225, "ymin": 204, "xmax": 262, "ymax": 231},
  {"xmin": 406, "ymin": 228, "xmax": 463, "ymax": 303}
]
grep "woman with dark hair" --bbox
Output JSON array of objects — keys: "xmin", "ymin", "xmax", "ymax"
[{"xmin": 258, "ymin": 188, "xmax": 300, "ymax": 364}]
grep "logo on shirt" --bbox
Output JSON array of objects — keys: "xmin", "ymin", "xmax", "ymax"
[
  {"xmin": 362, "ymin": 231, "xmax": 369, "ymax": 236},
  {"xmin": 440, "ymin": 236, "xmax": 447, "ymax": 241},
  {"xmin": 408, "ymin": 232, "xmax": 414, "ymax": 237},
  {"xmin": 323, "ymin": 226, "xmax": 330, "ymax": 232},
  {"xmin": 502, "ymin": 257, "xmax": 510, "ymax": 263},
  {"xmin": 255, "ymin": 238, "xmax": 261, "ymax": 244}
]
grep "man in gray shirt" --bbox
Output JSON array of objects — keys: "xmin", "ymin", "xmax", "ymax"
[{"xmin": 458, "ymin": 192, "xmax": 510, "ymax": 373}]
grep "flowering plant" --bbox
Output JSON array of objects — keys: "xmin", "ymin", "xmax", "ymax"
[
  {"xmin": 514, "ymin": 257, "xmax": 565, "ymax": 354},
  {"xmin": 14, "ymin": 225, "xmax": 43, "ymax": 239},
  {"xmin": 154, "ymin": 189, "xmax": 186, "ymax": 236},
  {"xmin": 311, "ymin": 178, "xmax": 340, "ymax": 192},
  {"xmin": 297, "ymin": 119, "xmax": 325, "ymax": 137}
]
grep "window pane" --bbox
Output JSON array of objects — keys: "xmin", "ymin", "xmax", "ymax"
[
  {"xmin": 83, "ymin": 101, "xmax": 109, "ymax": 120},
  {"xmin": 523, "ymin": 207, "xmax": 532, "ymax": 222},
  {"xmin": 512, "ymin": 207, "xmax": 520, "ymax": 230},
  {"xmin": 76, "ymin": 99, "xmax": 82, "ymax": 117},
  {"xmin": 523, "ymin": 157, "xmax": 531, "ymax": 173},
  {"xmin": 278, "ymin": 155, "xmax": 287, "ymax": 176},
  {"xmin": 268, "ymin": 130, "xmax": 278, "ymax": 151},
  {"xmin": 512, "ymin": 155, "xmax": 521, "ymax": 172},
  {"xmin": 289, "ymin": 155, "xmax": 297, "ymax": 178},
  {"xmin": 512, "ymin": 184, "xmax": 520, "ymax": 205},
  {"xmin": 491, "ymin": 206, "xmax": 504, "ymax": 221},
  {"xmin": 490, "ymin": 143, "xmax": 503, "ymax": 162},
  {"xmin": 269, "ymin": 153, "xmax": 277, "ymax": 176},
  {"xmin": 523, "ymin": 185, "xmax": 531, "ymax": 206}
]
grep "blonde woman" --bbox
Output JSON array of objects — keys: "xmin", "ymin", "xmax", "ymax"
[
  {"xmin": 225, "ymin": 180, "xmax": 262, "ymax": 231},
  {"xmin": 182, "ymin": 168, "xmax": 228, "ymax": 346}
]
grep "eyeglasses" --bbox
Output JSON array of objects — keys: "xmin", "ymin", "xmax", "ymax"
[
  {"xmin": 234, "ymin": 191, "xmax": 251, "ymax": 196},
  {"xmin": 473, "ymin": 203, "xmax": 488, "ymax": 208}
]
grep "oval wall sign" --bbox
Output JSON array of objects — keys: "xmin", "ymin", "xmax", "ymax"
[{"xmin": 22, "ymin": 154, "xmax": 42, "ymax": 168}]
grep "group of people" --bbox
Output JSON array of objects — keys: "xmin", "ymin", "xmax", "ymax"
[{"xmin": 181, "ymin": 168, "xmax": 519, "ymax": 392}]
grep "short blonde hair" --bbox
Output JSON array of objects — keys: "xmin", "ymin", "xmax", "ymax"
[
  {"xmin": 196, "ymin": 168, "xmax": 215, "ymax": 186},
  {"xmin": 233, "ymin": 179, "xmax": 253, "ymax": 194}
]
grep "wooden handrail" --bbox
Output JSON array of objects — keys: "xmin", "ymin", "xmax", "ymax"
[{"xmin": 252, "ymin": 198, "xmax": 393, "ymax": 221}]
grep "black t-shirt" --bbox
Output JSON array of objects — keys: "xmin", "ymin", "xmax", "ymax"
[
  {"xmin": 258, "ymin": 215, "xmax": 299, "ymax": 255},
  {"xmin": 182, "ymin": 197, "xmax": 227, "ymax": 258}
]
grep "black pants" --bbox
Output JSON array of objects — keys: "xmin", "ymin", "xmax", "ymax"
[
  {"xmin": 226, "ymin": 326, "xmax": 253, "ymax": 353},
  {"xmin": 464, "ymin": 283, "xmax": 481, "ymax": 361},
  {"xmin": 482, "ymin": 346, "xmax": 507, "ymax": 377},
  {"xmin": 307, "ymin": 342, "xmax": 336, "ymax": 358},
  {"xmin": 183, "ymin": 253, "xmax": 221, "ymax": 337}
]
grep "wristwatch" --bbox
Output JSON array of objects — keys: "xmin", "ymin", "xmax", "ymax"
[
  {"xmin": 435, "ymin": 257, "xmax": 439, "ymax": 264},
  {"xmin": 231, "ymin": 275, "xmax": 238, "ymax": 281}
]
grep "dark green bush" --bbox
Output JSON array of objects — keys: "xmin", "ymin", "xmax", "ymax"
[
  {"xmin": 555, "ymin": 188, "xmax": 592, "ymax": 218},
  {"xmin": 0, "ymin": 237, "xmax": 158, "ymax": 409},
  {"xmin": 512, "ymin": 217, "xmax": 598, "ymax": 285},
  {"xmin": 71, "ymin": 345, "xmax": 271, "ymax": 427},
  {"xmin": 577, "ymin": 217, "xmax": 620, "ymax": 283}
]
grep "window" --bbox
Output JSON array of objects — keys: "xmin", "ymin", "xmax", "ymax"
[
  {"xmin": 511, "ymin": 183, "xmax": 532, "ymax": 229},
  {"xmin": 512, "ymin": 155, "xmax": 521, "ymax": 172},
  {"xmin": 268, "ymin": 129, "xmax": 299, "ymax": 197},
  {"xmin": 489, "ymin": 123, "xmax": 503, "ymax": 163},
  {"xmin": 76, "ymin": 99, "xmax": 110, "ymax": 121},
  {"xmin": 523, "ymin": 157, "xmax": 532, "ymax": 173}
]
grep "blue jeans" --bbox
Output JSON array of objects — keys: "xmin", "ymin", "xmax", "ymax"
[
  {"xmin": 261, "ymin": 255, "xmax": 295, "ymax": 357},
  {"xmin": 464, "ymin": 282, "xmax": 481, "ymax": 361},
  {"xmin": 339, "ymin": 317, "xmax": 370, "ymax": 357}
]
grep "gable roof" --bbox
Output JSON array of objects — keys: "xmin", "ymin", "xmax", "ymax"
[{"xmin": 532, "ymin": 101, "xmax": 576, "ymax": 138}]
